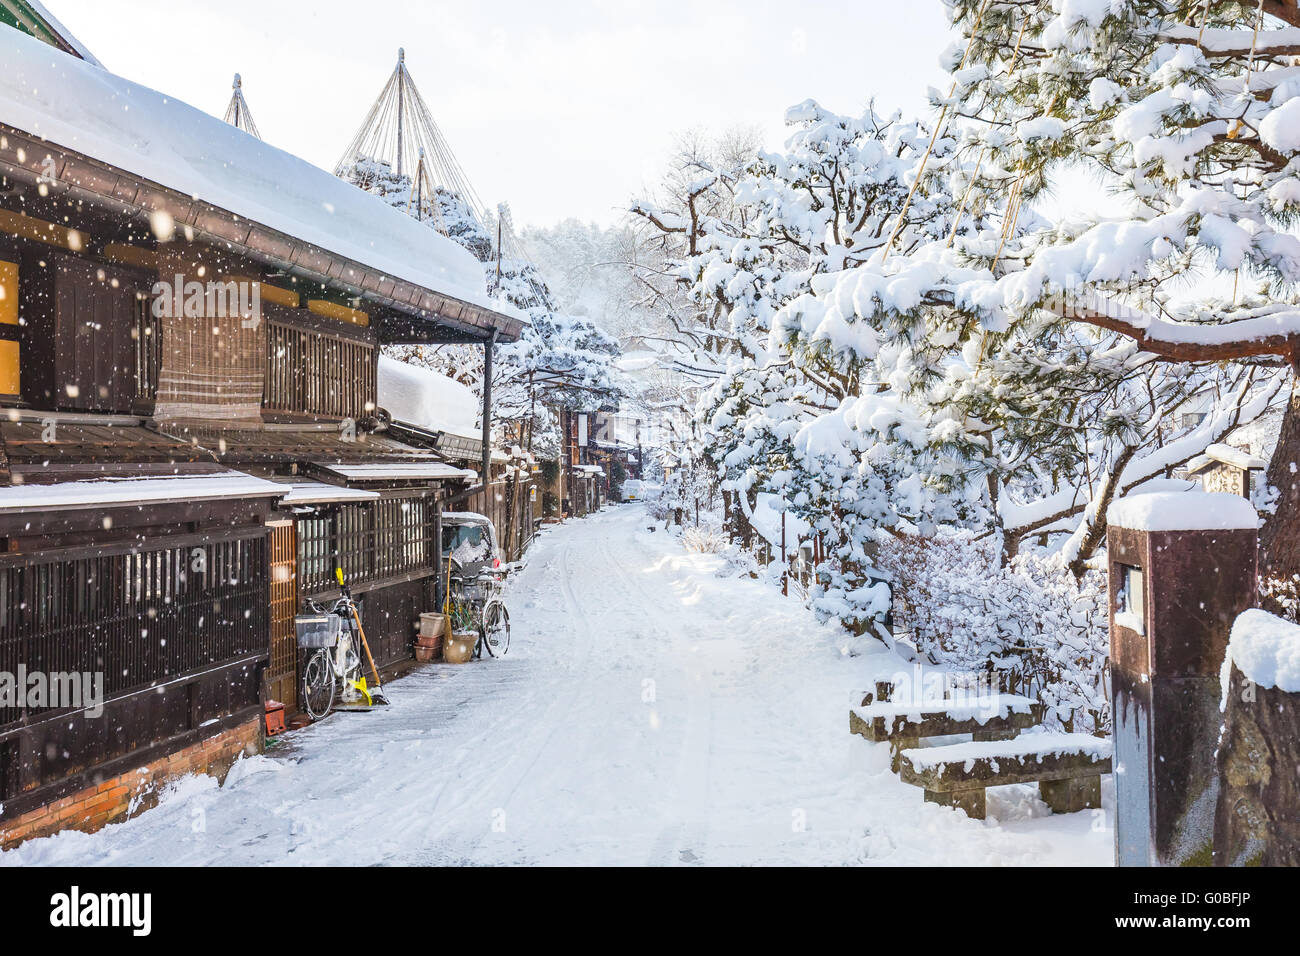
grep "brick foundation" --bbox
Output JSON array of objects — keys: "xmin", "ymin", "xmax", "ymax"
[{"xmin": 0, "ymin": 717, "xmax": 262, "ymax": 849}]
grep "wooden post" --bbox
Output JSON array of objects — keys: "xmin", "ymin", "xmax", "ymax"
[
  {"xmin": 781, "ymin": 510, "xmax": 788, "ymax": 597},
  {"xmin": 481, "ymin": 330, "xmax": 495, "ymax": 489}
]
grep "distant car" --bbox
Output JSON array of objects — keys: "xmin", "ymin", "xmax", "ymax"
[
  {"xmin": 441, "ymin": 512, "xmax": 501, "ymax": 578},
  {"xmin": 620, "ymin": 480, "xmax": 661, "ymax": 503}
]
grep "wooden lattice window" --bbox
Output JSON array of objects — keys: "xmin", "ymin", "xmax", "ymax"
[
  {"xmin": 0, "ymin": 530, "xmax": 270, "ymax": 728},
  {"xmin": 265, "ymin": 317, "xmax": 375, "ymax": 420},
  {"xmin": 296, "ymin": 494, "xmax": 437, "ymax": 596}
]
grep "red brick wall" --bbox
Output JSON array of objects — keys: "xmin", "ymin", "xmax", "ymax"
[{"xmin": 0, "ymin": 717, "xmax": 262, "ymax": 849}]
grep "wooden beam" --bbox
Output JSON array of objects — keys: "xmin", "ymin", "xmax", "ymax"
[{"xmin": 0, "ymin": 206, "xmax": 87, "ymax": 251}]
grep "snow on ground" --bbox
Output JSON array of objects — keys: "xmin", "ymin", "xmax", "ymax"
[{"xmin": 1, "ymin": 507, "xmax": 1113, "ymax": 866}]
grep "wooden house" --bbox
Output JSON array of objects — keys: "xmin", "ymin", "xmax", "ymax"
[
  {"xmin": 376, "ymin": 357, "xmax": 538, "ymax": 563},
  {"xmin": 0, "ymin": 24, "xmax": 524, "ymax": 844}
]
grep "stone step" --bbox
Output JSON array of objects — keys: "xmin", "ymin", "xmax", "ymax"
[
  {"xmin": 850, "ymin": 693, "xmax": 1040, "ymax": 741},
  {"xmin": 898, "ymin": 733, "xmax": 1113, "ymax": 820}
]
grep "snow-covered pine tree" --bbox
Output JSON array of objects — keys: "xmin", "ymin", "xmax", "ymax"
[
  {"xmin": 931, "ymin": 0, "xmax": 1300, "ymax": 579},
  {"xmin": 759, "ymin": 1, "xmax": 1289, "ymax": 577},
  {"xmin": 342, "ymin": 157, "xmax": 623, "ymax": 448}
]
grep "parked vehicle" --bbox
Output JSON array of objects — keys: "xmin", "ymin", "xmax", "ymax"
[
  {"xmin": 620, "ymin": 479, "xmax": 661, "ymax": 502},
  {"xmin": 441, "ymin": 512, "xmax": 501, "ymax": 577},
  {"xmin": 442, "ymin": 512, "xmax": 510, "ymax": 657}
]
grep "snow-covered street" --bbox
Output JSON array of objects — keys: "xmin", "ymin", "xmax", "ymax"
[{"xmin": 1, "ymin": 507, "xmax": 1113, "ymax": 866}]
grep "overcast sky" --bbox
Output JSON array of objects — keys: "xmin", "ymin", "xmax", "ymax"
[{"xmin": 48, "ymin": 0, "xmax": 954, "ymax": 229}]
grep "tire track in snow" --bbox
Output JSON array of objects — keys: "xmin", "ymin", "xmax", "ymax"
[
  {"xmin": 412, "ymin": 521, "xmax": 609, "ymax": 863},
  {"xmin": 592, "ymin": 520, "xmax": 717, "ymax": 867}
]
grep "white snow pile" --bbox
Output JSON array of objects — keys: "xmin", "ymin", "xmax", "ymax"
[
  {"xmin": 900, "ymin": 732, "xmax": 1113, "ymax": 773},
  {"xmin": 0, "ymin": 28, "xmax": 511, "ymax": 316},
  {"xmin": 1222, "ymin": 609, "xmax": 1300, "ymax": 702},
  {"xmin": 1106, "ymin": 490, "xmax": 1258, "ymax": 532},
  {"xmin": 748, "ymin": 492, "xmax": 811, "ymax": 550},
  {"xmin": 377, "ymin": 356, "xmax": 479, "ymax": 438}
]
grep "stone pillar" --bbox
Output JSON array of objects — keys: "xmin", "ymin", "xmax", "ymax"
[{"xmin": 1106, "ymin": 491, "xmax": 1257, "ymax": 866}]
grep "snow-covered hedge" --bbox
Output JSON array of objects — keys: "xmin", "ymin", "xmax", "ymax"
[{"xmin": 876, "ymin": 532, "xmax": 1110, "ymax": 734}]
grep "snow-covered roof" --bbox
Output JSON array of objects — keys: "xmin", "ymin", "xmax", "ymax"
[
  {"xmin": 0, "ymin": 27, "xmax": 519, "ymax": 320},
  {"xmin": 0, "ymin": 470, "xmax": 285, "ymax": 512},
  {"xmin": 1106, "ymin": 490, "xmax": 1259, "ymax": 532},
  {"xmin": 377, "ymin": 356, "xmax": 479, "ymax": 439},
  {"xmin": 275, "ymin": 481, "xmax": 381, "ymax": 505},
  {"xmin": 11, "ymin": 1, "xmax": 102, "ymax": 66},
  {"xmin": 313, "ymin": 462, "xmax": 476, "ymax": 482},
  {"xmin": 1186, "ymin": 443, "xmax": 1268, "ymax": 474}
]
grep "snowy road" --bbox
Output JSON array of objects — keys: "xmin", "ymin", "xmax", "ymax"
[{"xmin": 3, "ymin": 507, "xmax": 1114, "ymax": 866}]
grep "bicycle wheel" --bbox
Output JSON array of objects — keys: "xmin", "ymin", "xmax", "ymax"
[
  {"xmin": 301, "ymin": 648, "xmax": 336, "ymax": 721},
  {"xmin": 479, "ymin": 600, "xmax": 511, "ymax": 657}
]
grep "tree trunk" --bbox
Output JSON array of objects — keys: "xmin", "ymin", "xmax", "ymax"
[
  {"xmin": 1260, "ymin": 378, "xmax": 1300, "ymax": 604},
  {"xmin": 1066, "ymin": 445, "xmax": 1137, "ymax": 580}
]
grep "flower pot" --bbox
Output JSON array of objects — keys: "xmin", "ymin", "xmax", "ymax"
[
  {"xmin": 413, "ymin": 641, "xmax": 438, "ymax": 663},
  {"xmin": 419, "ymin": 612, "xmax": 446, "ymax": 640},
  {"xmin": 443, "ymin": 630, "xmax": 477, "ymax": 664}
]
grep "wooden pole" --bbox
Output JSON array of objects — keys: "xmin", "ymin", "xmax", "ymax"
[
  {"xmin": 482, "ymin": 330, "xmax": 496, "ymax": 490},
  {"xmin": 781, "ymin": 510, "xmax": 788, "ymax": 597},
  {"xmin": 395, "ymin": 48, "xmax": 406, "ymax": 177}
]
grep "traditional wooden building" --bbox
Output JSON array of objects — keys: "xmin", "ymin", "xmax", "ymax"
[
  {"xmin": 376, "ymin": 357, "xmax": 538, "ymax": 563},
  {"xmin": 0, "ymin": 24, "xmax": 524, "ymax": 844}
]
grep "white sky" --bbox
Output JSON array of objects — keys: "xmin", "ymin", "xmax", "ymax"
[{"xmin": 47, "ymin": 0, "xmax": 954, "ymax": 229}]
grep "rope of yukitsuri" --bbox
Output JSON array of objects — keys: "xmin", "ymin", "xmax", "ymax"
[
  {"xmin": 991, "ymin": 88, "xmax": 1059, "ymax": 271},
  {"xmin": 948, "ymin": 11, "xmax": 1031, "ymax": 246},
  {"xmin": 1225, "ymin": 0, "xmax": 1266, "ymax": 137},
  {"xmin": 1196, "ymin": 0, "xmax": 1213, "ymax": 46},
  {"xmin": 883, "ymin": 0, "xmax": 994, "ymax": 262},
  {"xmin": 1245, "ymin": 0, "xmax": 1267, "ymax": 90}
]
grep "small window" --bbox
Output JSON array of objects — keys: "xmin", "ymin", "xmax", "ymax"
[{"xmin": 1116, "ymin": 564, "xmax": 1145, "ymax": 634}]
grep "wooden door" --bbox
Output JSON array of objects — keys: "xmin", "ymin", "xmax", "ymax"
[
  {"xmin": 266, "ymin": 520, "xmax": 298, "ymax": 711},
  {"xmin": 54, "ymin": 258, "xmax": 139, "ymax": 412}
]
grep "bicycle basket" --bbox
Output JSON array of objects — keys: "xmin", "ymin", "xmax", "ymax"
[{"xmin": 296, "ymin": 612, "xmax": 344, "ymax": 649}]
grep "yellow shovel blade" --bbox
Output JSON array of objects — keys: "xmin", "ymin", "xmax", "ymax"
[{"xmin": 350, "ymin": 676, "xmax": 373, "ymax": 707}]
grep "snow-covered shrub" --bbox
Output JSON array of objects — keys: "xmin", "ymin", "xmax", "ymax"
[
  {"xmin": 682, "ymin": 526, "xmax": 728, "ymax": 554},
  {"xmin": 876, "ymin": 532, "xmax": 1110, "ymax": 734},
  {"xmin": 1261, "ymin": 574, "xmax": 1300, "ymax": 624}
]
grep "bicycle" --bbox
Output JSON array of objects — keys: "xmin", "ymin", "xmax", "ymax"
[
  {"xmin": 448, "ymin": 560, "xmax": 511, "ymax": 658},
  {"xmin": 296, "ymin": 571, "xmax": 387, "ymax": 719}
]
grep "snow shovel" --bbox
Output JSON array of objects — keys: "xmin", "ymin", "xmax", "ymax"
[{"xmin": 336, "ymin": 567, "xmax": 390, "ymax": 706}]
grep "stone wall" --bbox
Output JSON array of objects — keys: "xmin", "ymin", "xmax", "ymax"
[
  {"xmin": 1214, "ymin": 664, "xmax": 1300, "ymax": 866},
  {"xmin": 0, "ymin": 717, "xmax": 262, "ymax": 849}
]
